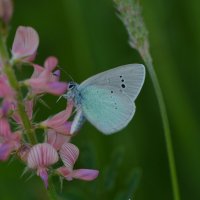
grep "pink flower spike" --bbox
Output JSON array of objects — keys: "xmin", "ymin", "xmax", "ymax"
[
  {"xmin": 59, "ymin": 143, "xmax": 79, "ymax": 171},
  {"xmin": 0, "ymin": 0, "xmax": 13, "ymax": 24},
  {"xmin": 47, "ymin": 130, "xmax": 71, "ymax": 150},
  {"xmin": 27, "ymin": 143, "xmax": 58, "ymax": 188},
  {"xmin": 12, "ymin": 26, "xmax": 39, "ymax": 61},
  {"xmin": 70, "ymin": 169, "xmax": 99, "ymax": 181}
]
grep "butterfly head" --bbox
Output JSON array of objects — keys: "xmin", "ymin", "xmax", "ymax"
[
  {"xmin": 68, "ymin": 81, "xmax": 77, "ymax": 90},
  {"xmin": 63, "ymin": 81, "xmax": 79, "ymax": 103}
]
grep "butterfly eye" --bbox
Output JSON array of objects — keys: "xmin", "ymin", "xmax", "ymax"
[{"xmin": 68, "ymin": 82, "xmax": 75, "ymax": 89}]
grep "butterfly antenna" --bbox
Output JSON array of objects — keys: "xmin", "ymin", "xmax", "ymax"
[{"xmin": 57, "ymin": 65, "xmax": 74, "ymax": 82}]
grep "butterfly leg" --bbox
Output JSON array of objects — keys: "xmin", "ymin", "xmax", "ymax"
[{"xmin": 70, "ymin": 109, "xmax": 86, "ymax": 134}]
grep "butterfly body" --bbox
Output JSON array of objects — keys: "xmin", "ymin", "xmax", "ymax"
[{"xmin": 64, "ymin": 64, "xmax": 145, "ymax": 135}]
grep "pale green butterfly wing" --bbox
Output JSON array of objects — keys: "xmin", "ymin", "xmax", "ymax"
[
  {"xmin": 80, "ymin": 85, "xmax": 135, "ymax": 134},
  {"xmin": 79, "ymin": 64, "xmax": 145, "ymax": 101},
  {"xmin": 76, "ymin": 64, "xmax": 145, "ymax": 134}
]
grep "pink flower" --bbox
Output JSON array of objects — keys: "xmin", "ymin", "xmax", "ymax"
[
  {"xmin": 27, "ymin": 143, "xmax": 58, "ymax": 188},
  {"xmin": 11, "ymin": 26, "xmax": 39, "ymax": 62},
  {"xmin": 57, "ymin": 143, "xmax": 99, "ymax": 181},
  {"xmin": 25, "ymin": 57, "xmax": 67, "ymax": 95},
  {"xmin": 41, "ymin": 101, "xmax": 73, "ymax": 135},
  {"xmin": 0, "ymin": 0, "xmax": 13, "ymax": 24},
  {"xmin": 47, "ymin": 129, "xmax": 71, "ymax": 150}
]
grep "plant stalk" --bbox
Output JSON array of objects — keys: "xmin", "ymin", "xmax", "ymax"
[
  {"xmin": 140, "ymin": 49, "xmax": 180, "ymax": 200},
  {"xmin": 0, "ymin": 30, "xmax": 37, "ymax": 144}
]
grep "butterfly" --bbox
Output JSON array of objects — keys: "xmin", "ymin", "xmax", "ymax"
[{"xmin": 63, "ymin": 64, "xmax": 145, "ymax": 135}]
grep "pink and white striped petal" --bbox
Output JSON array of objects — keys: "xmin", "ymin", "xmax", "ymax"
[
  {"xmin": 59, "ymin": 143, "xmax": 79, "ymax": 171},
  {"xmin": 27, "ymin": 143, "xmax": 58, "ymax": 169},
  {"xmin": 12, "ymin": 26, "xmax": 39, "ymax": 61},
  {"xmin": 47, "ymin": 129, "xmax": 71, "ymax": 150},
  {"xmin": 27, "ymin": 143, "xmax": 58, "ymax": 188}
]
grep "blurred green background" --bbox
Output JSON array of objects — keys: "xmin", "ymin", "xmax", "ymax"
[{"xmin": 0, "ymin": 0, "xmax": 200, "ymax": 199}]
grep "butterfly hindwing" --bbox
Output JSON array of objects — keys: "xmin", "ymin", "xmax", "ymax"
[{"xmin": 80, "ymin": 85, "xmax": 135, "ymax": 134}]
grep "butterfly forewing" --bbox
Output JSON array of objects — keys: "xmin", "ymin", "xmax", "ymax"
[{"xmin": 79, "ymin": 64, "xmax": 145, "ymax": 101}]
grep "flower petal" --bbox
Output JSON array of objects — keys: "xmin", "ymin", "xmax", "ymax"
[
  {"xmin": 47, "ymin": 130, "xmax": 71, "ymax": 150},
  {"xmin": 59, "ymin": 143, "xmax": 79, "ymax": 170},
  {"xmin": 44, "ymin": 56, "xmax": 58, "ymax": 71},
  {"xmin": 53, "ymin": 70, "xmax": 60, "ymax": 81},
  {"xmin": 0, "ymin": 117, "xmax": 11, "ymax": 137},
  {"xmin": 42, "ymin": 101, "xmax": 73, "ymax": 135},
  {"xmin": 45, "ymin": 82, "xmax": 67, "ymax": 95},
  {"xmin": 70, "ymin": 169, "xmax": 99, "ymax": 181},
  {"xmin": 27, "ymin": 143, "xmax": 58, "ymax": 169},
  {"xmin": 31, "ymin": 64, "xmax": 44, "ymax": 79},
  {"xmin": 56, "ymin": 166, "xmax": 72, "ymax": 179},
  {"xmin": 38, "ymin": 168, "xmax": 49, "ymax": 188},
  {"xmin": 0, "ymin": 142, "xmax": 12, "ymax": 161},
  {"xmin": 12, "ymin": 26, "xmax": 39, "ymax": 60}
]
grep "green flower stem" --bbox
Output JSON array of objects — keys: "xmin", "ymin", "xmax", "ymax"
[
  {"xmin": 140, "ymin": 49, "xmax": 180, "ymax": 200},
  {"xmin": 0, "ymin": 31, "xmax": 37, "ymax": 145}
]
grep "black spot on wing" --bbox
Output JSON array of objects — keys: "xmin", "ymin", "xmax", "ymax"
[{"xmin": 121, "ymin": 84, "xmax": 125, "ymax": 88}]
